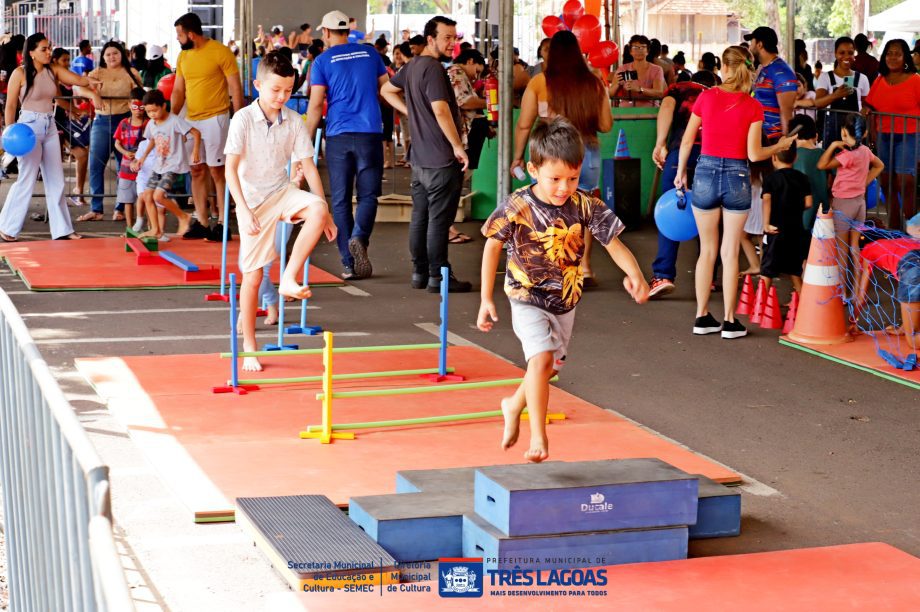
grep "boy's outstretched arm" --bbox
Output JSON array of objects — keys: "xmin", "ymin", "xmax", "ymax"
[
  {"xmin": 478, "ymin": 238, "xmax": 504, "ymax": 331},
  {"xmin": 604, "ymin": 238, "xmax": 650, "ymax": 304},
  {"xmin": 188, "ymin": 127, "xmax": 202, "ymax": 165}
]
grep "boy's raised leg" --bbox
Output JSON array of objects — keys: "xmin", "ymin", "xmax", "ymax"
[
  {"xmin": 522, "ymin": 351, "xmax": 554, "ymax": 463},
  {"xmin": 280, "ymin": 204, "xmax": 326, "ymax": 300},
  {"xmin": 239, "ymin": 267, "xmax": 264, "ymax": 371},
  {"xmin": 500, "ymin": 382, "xmax": 527, "ymax": 450}
]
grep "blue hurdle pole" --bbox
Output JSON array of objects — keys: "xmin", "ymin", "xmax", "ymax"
[
  {"xmin": 264, "ymin": 222, "xmax": 299, "ymax": 351},
  {"xmin": 313, "ymin": 128, "xmax": 322, "ymax": 166},
  {"xmin": 438, "ymin": 266, "xmax": 449, "ymax": 376},
  {"xmin": 206, "ymin": 184, "xmax": 232, "ymax": 301},
  {"xmin": 228, "ymin": 274, "xmax": 239, "ymax": 387},
  {"xmin": 286, "ymin": 256, "xmax": 322, "ymax": 335}
]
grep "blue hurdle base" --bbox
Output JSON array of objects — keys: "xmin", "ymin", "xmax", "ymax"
[
  {"xmin": 285, "ymin": 325, "xmax": 323, "ymax": 336},
  {"xmin": 263, "ymin": 344, "xmax": 300, "ymax": 351}
]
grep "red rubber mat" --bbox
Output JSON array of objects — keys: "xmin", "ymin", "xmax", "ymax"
[
  {"xmin": 0, "ymin": 237, "xmax": 342, "ymax": 290},
  {"xmin": 286, "ymin": 542, "xmax": 920, "ymax": 609},
  {"xmin": 781, "ymin": 334, "xmax": 920, "ymax": 390},
  {"xmin": 76, "ymin": 346, "xmax": 740, "ymax": 522}
]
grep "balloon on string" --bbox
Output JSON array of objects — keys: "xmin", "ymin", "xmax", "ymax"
[
  {"xmin": 562, "ymin": 0, "xmax": 585, "ymax": 28},
  {"xmin": 654, "ymin": 188, "xmax": 698, "ymax": 241},
  {"xmin": 571, "ymin": 14, "xmax": 602, "ymax": 53},
  {"xmin": 157, "ymin": 73, "xmax": 176, "ymax": 101},
  {"xmin": 588, "ymin": 41, "xmax": 619, "ymax": 68},
  {"xmin": 2, "ymin": 123, "xmax": 36, "ymax": 157},
  {"xmin": 541, "ymin": 15, "xmax": 567, "ymax": 38}
]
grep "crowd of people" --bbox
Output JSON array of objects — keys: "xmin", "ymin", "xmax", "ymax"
[{"xmin": 0, "ymin": 12, "xmax": 919, "ymax": 461}]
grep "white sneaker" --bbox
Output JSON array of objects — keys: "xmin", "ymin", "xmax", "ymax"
[
  {"xmin": 158, "ymin": 234, "xmax": 171, "ymax": 243},
  {"xmin": 132, "ymin": 218, "xmax": 145, "ymax": 233}
]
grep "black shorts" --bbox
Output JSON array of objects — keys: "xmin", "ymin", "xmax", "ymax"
[{"xmin": 466, "ymin": 117, "xmax": 489, "ymax": 171}]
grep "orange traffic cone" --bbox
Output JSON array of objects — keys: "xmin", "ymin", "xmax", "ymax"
[
  {"xmin": 750, "ymin": 277, "xmax": 767, "ymax": 324},
  {"xmin": 787, "ymin": 209, "xmax": 852, "ymax": 344},
  {"xmin": 760, "ymin": 286, "xmax": 783, "ymax": 329},
  {"xmin": 782, "ymin": 291, "xmax": 799, "ymax": 334},
  {"xmin": 736, "ymin": 275, "xmax": 754, "ymax": 316}
]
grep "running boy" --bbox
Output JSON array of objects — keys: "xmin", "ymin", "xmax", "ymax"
[
  {"xmin": 225, "ymin": 51, "xmax": 336, "ymax": 372},
  {"xmin": 131, "ymin": 89, "xmax": 195, "ymax": 239},
  {"xmin": 477, "ymin": 118, "xmax": 649, "ymax": 463},
  {"xmin": 760, "ymin": 142, "xmax": 813, "ymax": 293},
  {"xmin": 113, "ymin": 87, "xmax": 148, "ymax": 229}
]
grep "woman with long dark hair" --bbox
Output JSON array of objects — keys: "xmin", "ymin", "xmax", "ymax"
[
  {"xmin": 512, "ymin": 30, "xmax": 613, "ymax": 284},
  {"xmin": 0, "ymin": 33, "xmax": 100, "ymax": 241},
  {"xmin": 865, "ymin": 38, "xmax": 920, "ymax": 229},
  {"xmin": 76, "ymin": 40, "xmax": 142, "ymax": 222},
  {"xmin": 675, "ymin": 46, "xmax": 793, "ymax": 339}
]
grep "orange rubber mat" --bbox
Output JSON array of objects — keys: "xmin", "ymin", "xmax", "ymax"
[
  {"xmin": 781, "ymin": 333, "xmax": 920, "ymax": 390},
  {"xmin": 286, "ymin": 543, "xmax": 920, "ymax": 610},
  {"xmin": 0, "ymin": 237, "xmax": 342, "ymax": 290},
  {"xmin": 75, "ymin": 346, "xmax": 740, "ymax": 522}
]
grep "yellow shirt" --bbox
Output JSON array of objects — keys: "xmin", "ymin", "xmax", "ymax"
[{"xmin": 176, "ymin": 39, "xmax": 238, "ymax": 121}]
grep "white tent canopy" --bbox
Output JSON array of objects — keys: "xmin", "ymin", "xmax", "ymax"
[{"xmin": 868, "ymin": 0, "xmax": 920, "ymax": 33}]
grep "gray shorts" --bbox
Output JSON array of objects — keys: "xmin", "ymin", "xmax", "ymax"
[
  {"xmin": 146, "ymin": 171, "xmax": 180, "ymax": 193},
  {"xmin": 832, "ymin": 196, "xmax": 866, "ymax": 234},
  {"xmin": 117, "ymin": 177, "xmax": 137, "ymax": 204},
  {"xmin": 509, "ymin": 299, "xmax": 576, "ymax": 370}
]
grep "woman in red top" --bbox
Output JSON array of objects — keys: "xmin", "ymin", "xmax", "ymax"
[
  {"xmin": 865, "ymin": 39, "xmax": 920, "ymax": 229},
  {"xmin": 676, "ymin": 46, "xmax": 794, "ymax": 339}
]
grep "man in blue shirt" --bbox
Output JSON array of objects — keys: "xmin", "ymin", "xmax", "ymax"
[
  {"xmin": 71, "ymin": 40, "xmax": 94, "ymax": 76},
  {"xmin": 306, "ymin": 11, "xmax": 388, "ymax": 280},
  {"xmin": 745, "ymin": 26, "xmax": 797, "ymax": 142}
]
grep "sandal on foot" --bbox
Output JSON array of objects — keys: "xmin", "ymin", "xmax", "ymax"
[
  {"xmin": 76, "ymin": 212, "xmax": 104, "ymax": 222},
  {"xmin": 54, "ymin": 233, "xmax": 83, "ymax": 240},
  {"xmin": 0, "ymin": 231, "xmax": 18, "ymax": 242},
  {"xmin": 112, "ymin": 212, "xmax": 125, "ymax": 222},
  {"xmin": 448, "ymin": 232, "xmax": 473, "ymax": 244}
]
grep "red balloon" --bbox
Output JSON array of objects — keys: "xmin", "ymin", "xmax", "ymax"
[
  {"xmin": 541, "ymin": 15, "xmax": 567, "ymax": 38},
  {"xmin": 588, "ymin": 40, "xmax": 619, "ymax": 68},
  {"xmin": 562, "ymin": 0, "xmax": 585, "ymax": 29},
  {"xmin": 572, "ymin": 14, "xmax": 602, "ymax": 54},
  {"xmin": 157, "ymin": 73, "xmax": 176, "ymax": 101}
]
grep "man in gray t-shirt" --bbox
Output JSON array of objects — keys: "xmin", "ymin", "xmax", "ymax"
[{"xmin": 382, "ymin": 16, "xmax": 471, "ymax": 293}]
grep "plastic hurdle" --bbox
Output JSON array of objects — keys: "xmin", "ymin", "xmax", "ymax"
[
  {"xmin": 264, "ymin": 222, "xmax": 299, "ymax": 351},
  {"xmin": 285, "ymin": 256, "xmax": 322, "ymax": 336},
  {"xmin": 299, "ymin": 331, "xmax": 564, "ymax": 443},
  {"xmin": 205, "ymin": 184, "xmax": 232, "ymax": 302},
  {"xmin": 212, "ymin": 274, "xmax": 259, "ymax": 394}
]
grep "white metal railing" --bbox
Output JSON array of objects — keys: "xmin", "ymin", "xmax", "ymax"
[{"xmin": 0, "ymin": 288, "xmax": 134, "ymax": 612}]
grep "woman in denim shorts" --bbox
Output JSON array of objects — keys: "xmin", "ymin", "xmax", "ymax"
[{"xmin": 675, "ymin": 46, "xmax": 795, "ymax": 339}]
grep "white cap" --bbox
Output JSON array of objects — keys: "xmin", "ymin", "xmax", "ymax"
[
  {"xmin": 148, "ymin": 44, "xmax": 164, "ymax": 60},
  {"xmin": 320, "ymin": 11, "xmax": 350, "ymax": 31}
]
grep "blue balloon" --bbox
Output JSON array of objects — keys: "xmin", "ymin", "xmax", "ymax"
[
  {"xmin": 866, "ymin": 178, "xmax": 879, "ymax": 210},
  {"xmin": 2, "ymin": 123, "xmax": 36, "ymax": 157},
  {"xmin": 654, "ymin": 188, "xmax": 698, "ymax": 241}
]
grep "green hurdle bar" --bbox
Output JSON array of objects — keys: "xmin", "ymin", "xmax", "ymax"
[
  {"xmin": 305, "ymin": 408, "xmax": 566, "ymax": 432},
  {"xmin": 315, "ymin": 376, "xmax": 559, "ymax": 400},
  {"xmin": 220, "ymin": 342, "xmax": 441, "ymax": 359},
  {"xmin": 235, "ymin": 366, "xmax": 456, "ymax": 387}
]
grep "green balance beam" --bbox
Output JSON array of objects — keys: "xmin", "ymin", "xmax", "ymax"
[
  {"xmin": 236, "ymin": 366, "xmax": 455, "ymax": 386},
  {"xmin": 316, "ymin": 376, "xmax": 558, "ymax": 400},
  {"xmin": 306, "ymin": 407, "xmax": 552, "ymax": 431},
  {"xmin": 221, "ymin": 342, "xmax": 442, "ymax": 359}
]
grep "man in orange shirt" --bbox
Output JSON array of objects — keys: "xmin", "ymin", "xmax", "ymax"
[{"xmin": 171, "ymin": 12, "xmax": 244, "ymax": 241}]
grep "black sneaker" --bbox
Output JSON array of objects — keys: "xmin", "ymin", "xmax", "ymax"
[
  {"xmin": 410, "ymin": 273, "xmax": 427, "ymax": 289},
  {"xmin": 206, "ymin": 222, "xmax": 231, "ymax": 243},
  {"xmin": 182, "ymin": 219, "xmax": 210, "ymax": 240},
  {"xmin": 342, "ymin": 266, "xmax": 358, "ymax": 280},
  {"xmin": 427, "ymin": 273, "xmax": 472, "ymax": 293},
  {"xmin": 693, "ymin": 313, "xmax": 722, "ymax": 335},
  {"xmin": 348, "ymin": 237, "xmax": 372, "ymax": 279},
  {"xmin": 721, "ymin": 319, "xmax": 748, "ymax": 339}
]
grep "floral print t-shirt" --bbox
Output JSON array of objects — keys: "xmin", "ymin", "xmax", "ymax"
[
  {"xmin": 482, "ymin": 186, "xmax": 624, "ymax": 314},
  {"xmin": 447, "ymin": 64, "xmax": 476, "ymax": 147}
]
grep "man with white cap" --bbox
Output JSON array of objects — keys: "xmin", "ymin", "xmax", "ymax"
[{"xmin": 305, "ymin": 11, "xmax": 388, "ymax": 280}]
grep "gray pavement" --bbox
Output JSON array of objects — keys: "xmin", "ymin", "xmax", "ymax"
[{"xmin": 1, "ymin": 173, "xmax": 918, "ymax": 609}]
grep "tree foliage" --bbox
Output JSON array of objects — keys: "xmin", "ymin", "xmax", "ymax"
[{"xmin": 798, "ymin": 0, "xmax": 834, "ymax": 39}]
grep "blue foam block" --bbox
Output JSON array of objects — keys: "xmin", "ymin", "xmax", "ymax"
[
  {"xmin": 395, "ymin": 466, "xmax": 484, "ymax": 494},
  {"xmin": 463, "ymin": 513, "xmax": 688, "ymax": 571},
  {"xmin": 474, "ymin": 459, "xmax": 699, "ymax": 536},
  {"xmin": 158, "ymin": 250, "xmax": 199, "ymax": 272},
  {"xmin": 689, "ymin": 475, "xmax": 741, "ymax": 539},
  {"xmin": 348, "ymin": 492, "xmax": 468, "ymax": 562}
]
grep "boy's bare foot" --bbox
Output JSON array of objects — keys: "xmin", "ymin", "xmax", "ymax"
[
  {"xmin": 177, "ymin": 215, "xmax": 191, "ymax": 236},
  {"xmin": 500, "ymin": 397, "xmax": 523, "ymax": 450},
  {"xmin": 739, "ymin": 268, "xmax": 760, "ymax": 277},
  {"xmin": 524, "ymin": 436, "xmax": 549, "ymax": 463},
  {"xmin": 264, "ymin": 303, "xmax": 279, "ymax": 326},
  {"xmin": 279, "ymin": 278, "xmax": 312, "ymax": 300},
  {"xmin": 242, "ymin": 356, "xmax": 262, "ymax": 372},
  {"xmin": 137, "ymin": 230, "xmax": 157, "ymax": 239}
]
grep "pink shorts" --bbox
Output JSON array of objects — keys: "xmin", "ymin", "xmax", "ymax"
[{"xmin": 237, "ymin": 184, "xmax": 326, "ymax": 273}]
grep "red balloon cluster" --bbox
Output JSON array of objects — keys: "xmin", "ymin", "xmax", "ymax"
[
  {"xmin": 588, "ymin": 40, "xmax": 619, "ymax": 68},
  {"xmin": 157, "ymin": 73, "xmax": 176, "ymax": 101},
  {"xmin": 539, "ymin": 1, "xmax": 608, "ymax": 56}
]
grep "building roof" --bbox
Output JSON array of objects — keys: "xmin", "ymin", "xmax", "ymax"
[{"xmin": 652, "ymin": 0, "xmax": 734, "ymax": 15}]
